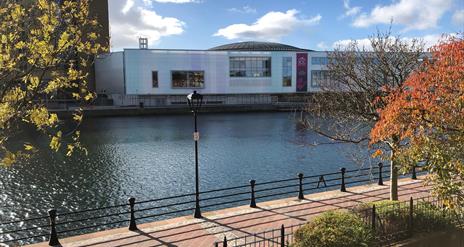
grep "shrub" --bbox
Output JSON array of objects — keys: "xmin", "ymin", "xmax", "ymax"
[
  {"xmin": 352, "ymin": 200, "xmax": 456, "ymax": 238},
  {"xmin": 293, "ymin": 211, "xmax": 373, "ymax": 247}
]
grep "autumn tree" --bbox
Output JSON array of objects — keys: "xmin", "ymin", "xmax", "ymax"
[
  {"xmin": 370, "ymin": 35, "xmax": 464, "ymax": 207},
  {"xmin": 301, "ymin": 29, "xmax": 425, "ymax": 200},
  {"xmin": 0, "ymin": 0, "xmax": 106, "ymax": 166}
]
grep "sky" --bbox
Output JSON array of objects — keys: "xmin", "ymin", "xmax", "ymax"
[{"xmin": 108, "ymin": 0, "xmax": 464, "ymax": 51}]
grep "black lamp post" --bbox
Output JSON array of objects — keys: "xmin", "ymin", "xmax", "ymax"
[{"xmin": 187, "ymin": 90, "xmax": 203, "ymax": 218}]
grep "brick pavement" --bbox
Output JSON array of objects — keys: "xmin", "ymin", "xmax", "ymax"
[{"xmin": 27, "ymin": 177, "xmax": 430, "ymax": 247}]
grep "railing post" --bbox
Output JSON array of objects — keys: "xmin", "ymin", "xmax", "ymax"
[
  {"xmin": 249, "ymin": 180, "xmax": 257, "ymax": 208},
  {"xmin": 340, "ymin": 167, "xmax": 347, "ymax": 192},
  {"xmin": 298, "ymin": 173, "xmax": 304, "ymax": 200},
  {"xmin": 280, "ymin": 224, "xmax": 285, "ymax": 247},
  {"xmin": 48, "ymin": 209, "xmax": 60, "ymax": 246},
  {"xmin": 411, "ymin": 165, "xmax": 417, "ymax": 180},
  {"xmin": 128, "ymin": 197, "xmax": 138, "ymax": 231},
  {"xmin": 371, "ymin": 205, "xmax": 376, "ymax": 231},
  {"xmin": 223, "ymin": 235, "xmax": 228, "ymax": 247},
  {"xmin": 378, "ymin": 163, "xmax": 384, "ymax": 185},
  {"xmin": 409, "ymin": 197, "xmax": 414, "ymax": 233}
]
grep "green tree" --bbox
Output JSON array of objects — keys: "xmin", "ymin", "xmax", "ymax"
[{"xmin": 0, "ymin": 0, "xmax": 106, "ymax": 166}]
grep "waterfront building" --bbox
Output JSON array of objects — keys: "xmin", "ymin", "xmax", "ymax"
[{"xmin": 95, "ymin": 41, "xmax": 334, "ymax": 106}]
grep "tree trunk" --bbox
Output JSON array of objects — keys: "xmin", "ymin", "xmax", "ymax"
[{"xmin": 390, "ymin": 151, "xmax": 399, "ymax": 201}]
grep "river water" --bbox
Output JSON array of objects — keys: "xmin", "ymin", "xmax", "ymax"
[{"xmin": 0, "ymin": 112, "xmax": 370, "ymax": 243}]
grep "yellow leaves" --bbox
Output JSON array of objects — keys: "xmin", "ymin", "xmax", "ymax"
[
  {"xmin": 58, "ymin": 31, "xmax": 70, "ymax": 49},
  {"xmin": 27, "ymin": 76, "xmax": 40, "ymax": 91},
  {"xmin": 84, "ymin": 93, "xmax": 94, "ymax": 101},
  {"xmin": 24, "ymin": 144, "xmax": 34, "ymax": 151},
  {"xmin": 0, "ymin": 102, "xmax": 14, "ymax": 129},
  {"xmin": 2, "ymin": 87, "xmax": 26, "ymax": 102},
  {"xmin": 1, "ymin": 151, "xmax": 16, "ymax": 167},
  {"xmin": 49, "ymin": 131, "xmax": 62, "ymax": 152},
  {"xmin": 88, "ymin": 32, "xmax": 97, "ymax": 41},
  {"xmin": 29, "ymin": 107, "xmax": 48, "ymax": 129},
  {"xmin": 29, "ymin": 107, "xmax": 59, "ymax": 129},
  {"xmin": 67, "ymin": 67, "xmax": 79, "ymax": 81},
  {"xmin": 66, "ymin": 144, "xmax": 74, "ymax": 156},
  {"xmin": 72, "ymin": 113, "xmax": 82, "ymax": 122},
  {"xmin": 0, "ymin": 0, "xmax": 106, "ymax": 165},
  {"xmin": 48, "ymin": 113, "xmax": 59, "ymax": 125},
  {"xmin": 72, "ymin": 92, "xmax": 81, "ymax": 100}
]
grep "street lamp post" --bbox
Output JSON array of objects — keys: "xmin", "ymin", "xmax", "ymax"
[{"xmin": 187, "ymin": 91, "xmax": 203, "ymax": 218}]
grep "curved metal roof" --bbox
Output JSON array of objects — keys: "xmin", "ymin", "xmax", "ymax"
[{"xmin": 208, "ymin": 41, "xmax": 312, "ymax": 52}]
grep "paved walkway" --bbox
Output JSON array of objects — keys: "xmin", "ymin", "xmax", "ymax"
[{"xmin": 28, "ymin": 177, "xmax": 430, "ymax": 247}]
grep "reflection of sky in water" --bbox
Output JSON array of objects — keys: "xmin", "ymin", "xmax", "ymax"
[{"xmin": 0, "ymin": 112, "xmax": 370, "ymax": 225}]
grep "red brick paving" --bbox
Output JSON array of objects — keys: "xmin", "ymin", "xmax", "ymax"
[{"xmin": 26, "ymin": 178, "xmax": 430, "ymax": 247}]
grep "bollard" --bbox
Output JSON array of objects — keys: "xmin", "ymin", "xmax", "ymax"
[
  {"xmin": 249, "ymin": 180, "xmax": 257, "ymax": 208},
  {"xmin": 223, "ymin": 235, "xmax": 228, "ymax": 247},
  {"xmin": 371, "ymin": 205, "xmax": 376, "ymax": 230},
  {"xmin": 48, "ymin": 209, "xmax": 60, "ymax": 246},
  {"xmin": 298, "ymin": 173, "xmax": 304, "ymax": 200},
  {"xmin": 411, "ymin": 165, "xmax": 417, "ymax": 180},
  {"xmin": 280, "ymin": 224, "xmax": 285, "ymax": 247},
  {"xmin": 378, "ymin": 163, "xmax": 384, "ymax": 185},
  {"xmin": 340, "ymin": 168, "xmax": 347, "ymax": 192},
  {"xmin": 128, "ymin": 197, "xmax": 138, "ymax": 231}
]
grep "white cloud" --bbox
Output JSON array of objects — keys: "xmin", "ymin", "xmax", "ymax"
[
  {"xmin": 341, "ymin": 0, "xmax": 361, "ymax": 18},
  {"xmin": 214, "ymin": 9, "xmax": 321, "ymax": 41},
  {"xmin": 316, "ymin": 42, "xmax": 330, "ymax": 50},
  {"xmin": 452, "ymin": 10, "xmax": 464, "ymax": 25},
  {"xmin": 109, "ymin": 0, "xmax": 185, "ymax": 51},
  {"xmin": 353, "ymin": 0, "xmax": 453, "ymax": 31},
  {"xmin": 122, "ymin": 0, "xmax": 135, "ymax": 14},
  {"xmin": 332, "ymin": 34, "xmax": 453, "ymax": 50},
  {"xmin": 228, "ymin": 6, "xmax": 257, "ymax": 14}
]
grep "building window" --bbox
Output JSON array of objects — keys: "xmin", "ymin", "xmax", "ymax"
[
  {"xmin": 311, "ymin": 57, "xmax": 328, "ymax": 65},
  {"xmin": 311, "ymin": 70, "xmax": 330, "ymax": 87},
  {"xmin": 282, "ymin": 57, "xmax": 292, "ymax": 87},
  {"xmin": 172, "ymin": 71, "xmax": 204, "ymax": 88},
  {"xmin": 230, "ymin": 57, "xmax": 271, "ymax": 77},
  {"xmin": 152, "ymin": 71, "xmax": 158, "ymax": 88}
]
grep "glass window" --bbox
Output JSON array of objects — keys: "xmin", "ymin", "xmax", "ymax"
[
  {"xmin": 282, "ymin": 57, "xmax": 292, "ymax": 87},
  {"xmin": 152, "ymin": 71, "xmax": 158, "ymax": 88},
  {"xmin": 311, "ymin": 57, "xmax": 328, "ymax": 65},
  {"xmin": 172, "ymin": 71, "xmax": 204, "ymax": 88},
  {"xmin": 311, "ymin": 70, "xmax": 330, "ymax": 87},
  {"xmin": 229, "ymin": 57, "xmax": 271, "ymax": 77}
]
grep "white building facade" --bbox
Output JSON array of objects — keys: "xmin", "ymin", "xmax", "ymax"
[{"xmin": 95, "ymin": 42, "xmax": 330, "ymax": 106}]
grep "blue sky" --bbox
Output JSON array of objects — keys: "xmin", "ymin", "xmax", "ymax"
[{"xmin": 108, "ymin": 0, "xmax": 464, "ymax": 51}]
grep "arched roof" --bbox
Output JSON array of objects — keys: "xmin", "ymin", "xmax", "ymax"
[{"xmin": 208, "ymin": 41, "xmax": 312, "ymax": 52}]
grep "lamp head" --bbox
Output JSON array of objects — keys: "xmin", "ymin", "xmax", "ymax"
[{"xmin": 187, "ymin": 91, "xmax": 203, "ymax": 112}]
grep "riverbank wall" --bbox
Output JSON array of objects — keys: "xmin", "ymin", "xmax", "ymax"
[{"xmin": 51, "ymin": 103, "xmax": 305, "ymax": 118}]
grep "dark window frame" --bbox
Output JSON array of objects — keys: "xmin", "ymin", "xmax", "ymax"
[
  {"xmin": 171, "ymin": 70, "xmax": 205, "ymax": 89},
  {"xmin": 282, "ymin": 57, "xmax": 292, "ymax": 87},
  {"xmin": 229, "ymin": 56, "xmax": 272, "ymax": 78},
  {"xmin": 152, "ymin": 71, "xmax": 158, "ymax": 88}
]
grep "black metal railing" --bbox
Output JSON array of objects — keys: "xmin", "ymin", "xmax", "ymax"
[
  {"xmin": 0, "ymin": 163, "xmax": 422, "ymax": 246},
  {"xmin": 214, "ymin": 223, "xmax": 304, "ymax": 247},
  {"xmin": 213, "ymin": 195, "xmax": 463, "ymax": 247}
]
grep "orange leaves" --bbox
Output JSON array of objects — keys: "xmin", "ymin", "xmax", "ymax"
[{"xmin": 370, "ymin": 35, "xmax": 464, "ymax": 145}]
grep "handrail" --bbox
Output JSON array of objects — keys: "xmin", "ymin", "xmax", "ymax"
[{"xmin": 0, "ymin": 164, "xmax": 423, "ymax": 246}]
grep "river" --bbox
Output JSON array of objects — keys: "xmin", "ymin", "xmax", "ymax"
[{"xmin": 0, "ymin": 112, "xmax": 370, "ymax": 244}]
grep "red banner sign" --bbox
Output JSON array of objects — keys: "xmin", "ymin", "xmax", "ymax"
[{"xmin": 296, "ymin": 53, "xmax": 308, "ymax": 92}]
